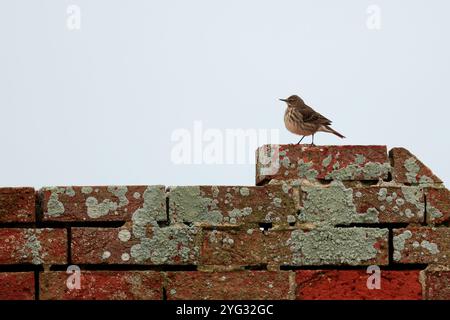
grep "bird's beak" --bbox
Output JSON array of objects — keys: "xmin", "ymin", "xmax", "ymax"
[{"xmin": 279, "ymin": 98, "xmax": 288, "ymax": 102}]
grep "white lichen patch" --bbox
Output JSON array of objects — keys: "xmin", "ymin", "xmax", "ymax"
[
  {"xmin": 118, "ymin": 229, "xmax": 131, "ymax": 242},
  {"xmin": 404, "ymin": 157, "xmax": 435, "ymax": 186},
  {"xmin": 81, "ymin": 187, "xmax": 93, "ymax": 194},
  {"xmin": 420, "ymin": 240, "xmax": 440, "ymax": 255},
  {"xmin": 286, "ymin": 227, "xmax": 387, "ymax": 265},
  {"xmin": 121, "ymin": 253, "xmax": 130, "ymax": 261},
  {"xmin": 393, "ymin": 230, "xmax": 412, "ymax": 261},
  {"xmin": 85, "ymin": 186, "xmax": 129, "ymax": 219},
  {"xmin": 239, "ymin": 187, "xmax": 250, "ymax": 197},
  {"xmin": 102, "ymin": 251, "xmax": 111, "ymax": 260}
]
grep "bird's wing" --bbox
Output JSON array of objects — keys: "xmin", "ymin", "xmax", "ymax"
[{"xmin": 300, "ymin": 104, "xmax": 332, "ymax": 125}]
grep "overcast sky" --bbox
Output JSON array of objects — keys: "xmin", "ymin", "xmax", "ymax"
[{"xmin": 1, "ymin": 0, "xmax": 449, "ymax": 188}]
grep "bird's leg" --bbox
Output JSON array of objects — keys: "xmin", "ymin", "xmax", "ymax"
[
  {"xmin": 310, "ymin": 134, "xmax": 316, "ymax": 146},
  {"xmin": 297, "ymin": 136, "xmax": 305, "ymax": 144}
]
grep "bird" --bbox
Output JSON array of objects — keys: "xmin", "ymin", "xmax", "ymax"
[{"xmin": 280, "ymin": 95, "xmax": 345, "ymax": 145}]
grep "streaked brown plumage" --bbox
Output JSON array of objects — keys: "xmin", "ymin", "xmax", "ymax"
[{"xmin": 280, "ymin": 95, "xmax": 345, "ymax": 145}]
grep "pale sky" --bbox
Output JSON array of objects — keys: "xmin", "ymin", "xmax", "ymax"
[{"xmin": 1, "ymin": 0, "xmax": 449, "ymax": 188}]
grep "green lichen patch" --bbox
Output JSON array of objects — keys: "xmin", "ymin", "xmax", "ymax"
[
  {"xmin": 299, "ymin": 182, "xmax": 379, "ymax": 226},
  {"xmin": 130, "ymin": 225, "xmax": 199, "ymax": 264},
  {"xmin": 325, "ymin": 160, "xmax": 391, "ymax": 181},
  {"xmin": 285, "ymin": 227, "xmax": 388, "ymax": 266},
  {"xmin": 168, "ymin": 185, "xmax": 300, "ymax": 226}
]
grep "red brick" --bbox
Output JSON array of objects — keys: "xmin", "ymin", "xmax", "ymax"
[
  {"xmin": 393, "ymin": 227, "xmax": 449, "ymax": 264},
  {"xmin": 0, "ymin": 272, "xmax": 35, "ymax": 300},
  {"xmin": 200, "ymin": 228, "xmax": 388, "ymax": 267},
  {"xmin": 296, "ymin": 270, "xmax": 422, "ymax": 300},
  {"xmin": 40, "ymin": 185, "xmax": 166, "ymax": 222},
  {"xmin": 169, "ymin": 185, "xmax": 300, "ymax": 226},
  {"xmin": 0, "ymin": 187, "xmax": 35, "ymax": 223},
  {"xmin": 421, "ymin": 265, "xmax": 450, "ymax": 300},
  {"xmin": 200, "ymin": 229, "xmax": 267, "ymax": 267},
  {"xmin": 256, "ymin": 145, "xmax": 390, "ymax": 184},
  {"xmin": 425, "ymin": 187, "xmax": 450, "ymax": 225},
  {"xmin": 166, "ymin": 271, "xmax": 292, "ymax": 300},
  {"xmin": 39, "ymin": 271, "xmax": 163, "ymax": 300},
  {"xmin": 72, "ymin": 225, "xmax": 200, "ymax": 265},
  {"xmin": 0, "ymin": 228, "xmax": 67, "ymax": 265},
  {"xmin": 390, "ymin": 148, "xmax": 442, "ymax": 185}
]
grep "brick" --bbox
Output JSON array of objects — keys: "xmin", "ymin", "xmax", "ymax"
[
  {"xmin": 0, "ymin": 228, "xmax": 67, "ymax": 265},
  {"xmin": 40, "ymin": 185, "xmax": 166, "ymax": 222},
  {"xmin": 390, "ymin": 148, "xmax": 442, "ymax": 186},
  {"xmin": 296, "ymin": 270, "xmax": 422, "ymax": 300},
  {"xmin": 0, "ymin": 187, "xmax": 35, "ymax": 223},
  {"xmin": 393, "ymin": 227, "xmax": 450, "ymax": 264},
  {"xmin": 40, "ymin": 271, "xmax": 163, "ymax": 300},
  {"xmin": 299, "ymin": 184, "xmax": 424, "ymax": 226},
  {"xmin": 267, "ymin": 227, "xmax": 389, "ymax": 266},
  {"xmin": 256, "ymin": 145, "xmax": 390, "ymax": 184},
  {"xmin": 421, "ymin": 265, "xmax": 450, "ymax": 300},
  {"xmin": 200, "ymin": 227, "xmax": 388, "ymax": 267},
  {"xmin": 72, "ymin": 224, "xmax": 200, "ymax": 265},
  {"xmin": 166, "ymin": 271, "xmax": 293, "ymax": 300},
  {"xmin": 0, "ymin": 272, "xmax": 35, "ymax": 300},
  {"xmin": 425, "ymin": 187, "xmax": 450, "ymax": 225},
  {"xmin": 169, "ymin": 185, "xmax": 300, "ymax": 226},
  {"xmin": 200, "ymin": 229, "xmax": 267, "ymax": 267}
]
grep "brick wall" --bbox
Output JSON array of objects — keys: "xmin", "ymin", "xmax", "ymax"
[{"xmin": 0, "ymin": 145, "xmax": 448, "ymax": 300}]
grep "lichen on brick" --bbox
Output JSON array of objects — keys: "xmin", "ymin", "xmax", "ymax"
[
  {"xmin": 324, "ymin": 154, "xmax": 390, "ymax": 180},
  {"xmin": 21, "ymin": 229, "xmax": 43, "ymax": 265},
  {"xmin": 169, "ymin": 186, "xmax": 223, "ymax": 224},
  {"xmin": 130, "ymin": 225, "xmax": 199, "ymax": 264},
  {"xmin": 299, "ymin": 181, "xmax": 379, "ymax": 226},
  {"xmin": 85, "ymin": 186, "xmax": 129, "ymax": 219},
  {"xmin": 43, "ymin": 187, "xmax": 67, "ymax": 217},
  {"xmin": 393, "ymin": 230, "xmax": 412, "ymax": 262},
  {"xmin": 286, "ymin": 227, "xmax": 387, "ymax": 265},
  {"xmin": 404, "ymin": 157, "xmax": 435, "ymax": 186},
  {"xmin": 297, "ymin": 160, "xmax": 319, "ymax": 180}
]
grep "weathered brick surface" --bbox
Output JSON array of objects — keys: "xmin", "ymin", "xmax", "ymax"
[
  {"xmin": 256, "ymin": 145, "xmax": 390, "ymax": 184},
  {"xmin": 72, "ymin": 225, "xmax": 200, "ymax": 265},
  {"xmin": 421, "ymin": 265, "xmax": 450, "ymax": 300},
  {"xmin": 0, "ymin": 272, "xmax": 35, "ymax": 300},
  {"xmin": 40, "ymin": 271, "xmax": 163, "ymax": 300},
  {"xmin": 40, "ymin": 185, "xmax": 166, "ymax": 222},
  {"xmin": 296, "ymin": 270, "xmax": 422, "ymax": 300},
  {"xmin": 169, "ymin": 185, "xmax": 300, "ymax": 226},
  {"xmin": 166, "ymin": 271, "xmax": 293, "ymax": 300},
  {"xmin": 201, "ymin": 227, "xmax": 388, "ymax": 267},
  {"xmin": 393, "ymin": 227, "xmax": 449, "ymax": 264},
  {"xmin": 0, "ymin": 187, "xmax": 35, "ymax": 223},
  {"xmin": 200, "ymin": 229, "xmax": 267, "ymax": 267},
  {"xmin": 299, "ymin": 184, "xmax": 424, "ymax": 226},
  {"xmin": 0, "ymin": 228, "xmax": 67, "ymax": 265},
  {"xmin": 390, "ymin": 148, "xmax": 442, "ymax": 185},
  {"xmin": 425, "ymin": 187, "xmax": 449, "ymax": 225}
]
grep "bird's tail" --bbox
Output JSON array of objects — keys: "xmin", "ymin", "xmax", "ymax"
[{"xmin": 322, "ymin": 125, "xmax": 345, "ymax": 139}]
